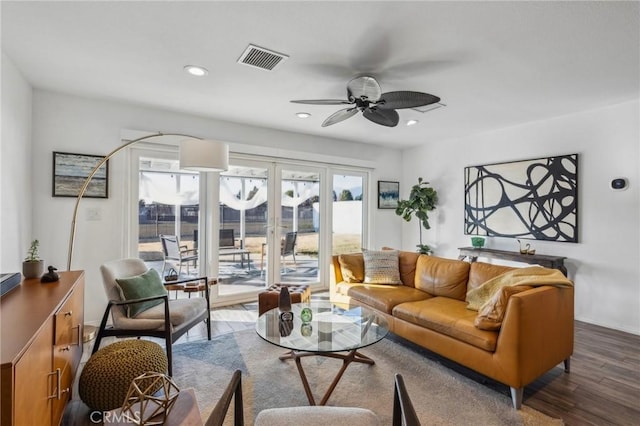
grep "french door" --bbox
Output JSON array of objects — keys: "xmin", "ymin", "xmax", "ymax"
[
  {"xmin": 217, "ymin": 159, "xmax": 324, "ymax": 298},
  {"xmin": 127, "ymin": 142, "xmax": 369, "ymax": 305}
]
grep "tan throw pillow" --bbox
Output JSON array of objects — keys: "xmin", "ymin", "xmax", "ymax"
[
  {"xmin": 474, "ymin": 285, "xmax": 533, "ymax": 331},
  {"xmin": 338, "ymin": 253, "xmax": 364, "ymax": 283},
  {"xmin": 363, "ymin": 250, "xmax": 401, "ymax": 285}
]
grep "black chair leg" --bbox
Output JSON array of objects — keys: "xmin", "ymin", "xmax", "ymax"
[{"xmin": 166, "ymin": 332, "xmax": 173, "ymax": 376}]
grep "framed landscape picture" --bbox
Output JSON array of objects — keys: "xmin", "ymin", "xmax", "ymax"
[
  {"xmin": 52, "ymin": 151, "xmax": 109, "ymax": 198},
  {"xmin": 378, "ymin": 181, "xmax": 399, "ymax": 209}
]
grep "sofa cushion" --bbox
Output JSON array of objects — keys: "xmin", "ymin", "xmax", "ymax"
[
  {"xmin": 338, "ymin": 253, "xmax": 364, "ymax": 283},
  {"xmin": 393, "ymin": 297, "xmax": 498, "ymax": 352},
  {"xmin": 363, "ymin": 250, "xmax": 401, "ymax": 285},
  {"xmin": 382, "ymin": 248, "xmax": 420, "ymax": 287},
  {"xmin": 414, "ymin": 255, "xmax": 470, "ymax": 301},
  {"xmin": 466, "ymin": 262, "xmax": 516, "ymax": 295},
  {"xmin": 339, "ymin": 283, "xmax": 431, "ymax": 314}
]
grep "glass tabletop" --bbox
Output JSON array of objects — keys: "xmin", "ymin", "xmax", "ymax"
[{"xmin": 255, "ymin": 301, "xmax": 389, "ymax": 353}]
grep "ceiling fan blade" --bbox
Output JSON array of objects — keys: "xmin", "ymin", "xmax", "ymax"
[
  {"xmin": 347, "ymin": 75, "xmax": 382, "ymax": 101},
  {"xmin": 290, "ymin": 99, "xmax": 352, "ymax": 105},
  {"xmin": 377, "ymin": 91, "xmax": 441, "ymax": 110},
  {"xmin": 363, "ymin": 108, "xmax": 399, "ymax": 127},
  {"xmin": 322, "ymin": 108, "xmax": 358, "ymax": 127}
]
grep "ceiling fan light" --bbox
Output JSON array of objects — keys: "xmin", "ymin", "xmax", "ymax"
[
  {"xmin": 296, "ymin": 112, "xmax": 311, "ymax": 119},
  {"xmin": 406, "ymin": 119, "xmax": 419, "ymax": 126},
  {"xmin": 184, "ymin": 65, "xmax": 208, "ymax": 77}
]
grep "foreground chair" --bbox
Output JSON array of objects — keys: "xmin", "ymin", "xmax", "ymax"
[
  {"xmin": 205, "ymin": 370, "xmax": 244, "ymax": 426},
  {"xmin": 207, "ymin": 370, "xmax": 419, "ymax": 426},
  {"xmin": 160, "ymin": 234, "xmax": 198, "ymax": 276},
  {"xmin": 93, "ymin": 258, "xmax": 211, "ymax": 376}
]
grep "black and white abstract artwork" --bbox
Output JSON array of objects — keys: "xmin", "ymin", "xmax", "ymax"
[{"xmin": 464, "ymin": 154, "xmax": 578, "ymax": 242}]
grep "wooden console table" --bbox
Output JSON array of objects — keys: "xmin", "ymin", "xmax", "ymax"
[{"xmin": 458, "ymin": 247, "xmax": 568, "ymax": 276}]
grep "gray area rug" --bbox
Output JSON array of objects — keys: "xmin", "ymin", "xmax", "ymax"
[{"xmin": 172, "ymin": 330, "xmax": 562, "ymax": 425}]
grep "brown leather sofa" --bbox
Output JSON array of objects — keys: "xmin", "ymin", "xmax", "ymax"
[{"xmin": 330, "ymin": 251, "xmax": 574, "ymax": 409}]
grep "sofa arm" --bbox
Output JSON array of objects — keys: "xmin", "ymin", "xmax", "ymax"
[
  {"xmin": 494, "ymin": 285, "xmax": 574, "ymax": 387},
  {"xmin": 331, "ymin": 255, "xmax": 344, "ymax": 284}
]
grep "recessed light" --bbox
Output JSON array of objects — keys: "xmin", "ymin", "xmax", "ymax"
[
  {"xmin": 406, "ymin": 119, "xmax": 419, "ymax": 126},
  {"xmin": 296, "ymin": 112, "xmax": 311, "ymax": 119},
  {"xmin": 184, "ymin": 65, "xmax": 208, "ymax": 77}
]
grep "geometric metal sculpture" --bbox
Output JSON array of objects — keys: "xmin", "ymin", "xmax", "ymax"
[{"xmin": 121, "ymin": 372, "xmax": 180, "ymax": 425}]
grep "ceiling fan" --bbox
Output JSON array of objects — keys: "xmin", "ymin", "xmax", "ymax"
[{"xmin": 290, "ymin": 75, "xmax": 440, "ymax": 128}]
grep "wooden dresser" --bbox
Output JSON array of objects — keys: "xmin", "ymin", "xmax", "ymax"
[{"xmin": 1, "ymin": 271, "xmax": 84, "ymax": 426}]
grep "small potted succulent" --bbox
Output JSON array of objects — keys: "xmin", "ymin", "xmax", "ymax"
[{"xmin": 23, "ymin": 239, "xmax": 44, "ymax": 279}]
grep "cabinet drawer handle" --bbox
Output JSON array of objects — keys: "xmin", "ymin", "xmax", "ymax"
[
  {"xmin": 71, "ymin": 324, "xmax": 81, "ymax": 346},
  {"xmin": 61, "ymin": 346, "xmax": 71, "ymax": 352},
  {"xmin": 63, "ymin": 310, "xmax": 73, "ymax": 317},
  {"xmin": 47, "ymin": 368, "xmax": 61, "ymax": 400}
]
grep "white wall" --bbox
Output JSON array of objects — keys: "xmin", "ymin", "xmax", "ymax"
[
  {"xmin": 1, "ymin": 53, "xmax": 33, "ymax": 272},
  {"xmin": 30, "ymin": 90, "xmax": 403, "ymax": 322},
  {"xmin": 402, "ymin": 100, "xmax": 640, "ymax": 334}
]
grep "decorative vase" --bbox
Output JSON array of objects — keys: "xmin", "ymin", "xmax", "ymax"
[
  {"xmin": 22, "ymin": 260, "xmax": 44, "ymax": 279},
  {"xmin": 300, "ymin": 307, "xmax": 313, "ymax": 323},
  {"xmin": 471, "ymin": 237, "xmax": 485, "ymax": 248},
  {"xmin": 300, "ymin": 323, "xmax": 313, "ymax": 337},
  {"xmin": 278, "ymin": 286, "xmax": 291, "ymax": 312}
]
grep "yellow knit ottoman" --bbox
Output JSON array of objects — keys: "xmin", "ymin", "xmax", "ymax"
[{"xmin": 79, "ymin": 340, "xmax": 168, "ymax": 411}]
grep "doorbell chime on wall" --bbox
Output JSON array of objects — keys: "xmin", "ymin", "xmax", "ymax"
[{"xmin": 610, "ymin": 178, "xmax": 628, "ymax": 191}]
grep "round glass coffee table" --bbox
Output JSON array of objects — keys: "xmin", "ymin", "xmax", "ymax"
[{"xmin": 255, "ymin": 301, "xmax": 389, "ymax": 405}]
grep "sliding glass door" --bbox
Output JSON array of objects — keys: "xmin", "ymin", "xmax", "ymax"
[
  {"xmin": 275, "ymin": 166, "xmax": 321, "ymax": 285},
  {"xmin": 128, "ymin": 142, "xmax": 369, "ymax": 305},
  {"xmin": 332, "ymin": 172, "xmax": 366, "ymax": 255},
  {"xmin": 136, "ymin": 152, "xmax": 201, "ymax": 278},
  {"xmin": 217, "ymin": 162, "xmax": 269, "ymax": 296}
]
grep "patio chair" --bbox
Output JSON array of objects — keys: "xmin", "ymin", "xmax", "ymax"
[
  {"xmin": 160, "ymin": 234, "xmax": 198, "ymax": 277},
  {"xmin": 219, "ymin": 229, "xmax": 251, "ymax": 269},
  {"xmin": 260, "ymin": 231, "xmax": 298, "ymax": 275},
  {"xmin": 281, "ymin": 231, "xmax": 297, "ymax": 270}
]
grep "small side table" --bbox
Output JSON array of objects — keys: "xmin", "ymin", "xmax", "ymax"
[{"xmin": 165, "ymin": 277, "xmax": 218, "ymax": 298}]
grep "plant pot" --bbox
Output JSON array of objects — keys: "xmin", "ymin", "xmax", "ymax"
[{"xmin": 23, "ymin": 260, "xmax": 44, "ymax": 279}]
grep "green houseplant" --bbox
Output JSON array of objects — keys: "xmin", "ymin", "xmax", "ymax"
[
  {"xmin": 395, "ymin": 178, "xmax": 438, "ymax": 254},
  {"xmin": 23, "ymin": 239, "xmax": 44, "ymax": 279}
]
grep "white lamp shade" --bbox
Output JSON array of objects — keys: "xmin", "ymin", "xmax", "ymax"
[{"xmin": 179, "ymin": 138, "xmax": 229, "ymax": 172}]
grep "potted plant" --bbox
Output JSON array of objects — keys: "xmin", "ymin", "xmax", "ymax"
[
  {"xmin": 395, "ymin": 177, "xmax": 438, "ymax": 254},
  {"xmin": 23, "ymin": 239, "xmax": 44, "ymax": 279}
]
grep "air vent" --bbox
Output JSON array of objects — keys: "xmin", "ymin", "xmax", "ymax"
[{"xmin": 237, "ymin": 44, "xmax": 288, "ymax": 71}]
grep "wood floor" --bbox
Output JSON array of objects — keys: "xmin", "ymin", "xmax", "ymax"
[{"xmin": 72, "ymin": 294, "xmax": 640, "ymax": 425}]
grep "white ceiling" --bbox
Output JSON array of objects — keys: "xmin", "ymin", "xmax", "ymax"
[{"xmin": 2, "ymin": 1, "xmax": 638, "ymax": 149}]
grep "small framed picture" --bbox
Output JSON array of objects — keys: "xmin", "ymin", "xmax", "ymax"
[
  {"xmin": 52, "ymin": 151, "xmax": 109, "ymax": 198},
  {"xmin": 378, "ymin": 181, "xmax": 399, "ymax": 209}
]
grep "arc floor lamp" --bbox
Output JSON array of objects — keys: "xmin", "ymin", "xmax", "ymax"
[{"xmin": 66, "ymin": 132, "xmax": 229, "ymax": 270}]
